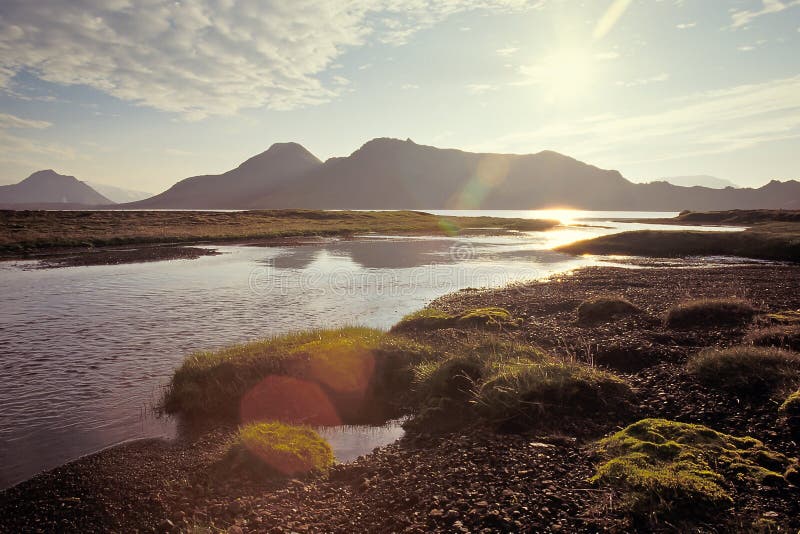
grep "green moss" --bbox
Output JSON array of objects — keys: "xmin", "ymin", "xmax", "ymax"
[
  {"xmin": 665, "ymin": 298, "xmax": 756, "ymax": 329},
  {"xmin": 392, "ymin": 306, "xmax": 518, "ymax": 332},
  {"xmin": 233, "ymin": 422, "xmax": 333, "ymax": 476},
  {"xmin": 779, "ymin": 390, "xmax": 800, "ymax": 417},
  {"xmin": 576, "ymin": 296, "xmax": 641, "ymax": 323},
  {"xmin": 687, "ymin": 346, "xmax": 800, "ymax": 396},
  {"xmin": 591, "ymin": 418, "xmax": 793, "ymax": 522}
]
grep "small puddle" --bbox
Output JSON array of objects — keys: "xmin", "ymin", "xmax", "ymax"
[{"xmin": 315, "ymin": 418, "xmax": 406, "ymax": 463}]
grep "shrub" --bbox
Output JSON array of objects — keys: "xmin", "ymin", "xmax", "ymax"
[
  {"xmin": 746, "ymin": 325, "xmax": 800, "ymax": 352},
  {"xmin": 576, "ymin": 296, "xmax": 641, "ymax": 323},
  {"xmin": 229, "ymin": 422, "xmax": 333, "ymax": 477},
  {"xmin": 687, "ymin": 346, "xmax": 800, "ymax": 395},
  {"xmin": 392, "ymin": 306, "xmax": 517, "ymax": 332},
  {"xmin": 779, "ymin": 390, "xmax": 800, "ymax": 417},
  {"xmin": 591, "ymin": 419, "xmax": 792, "ymax": 522},
  {"xmin": 162, "ymin": 327, "xmax": 428, "ymax": 422},
  {"xmin": 665, "ymin": 298, "xmax": 756, "ymax": 329}
]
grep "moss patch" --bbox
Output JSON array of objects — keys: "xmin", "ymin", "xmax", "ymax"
[
  {"xmin": 228, "ymin": 422, "xmax": 334, "ymax": 477},
  {"xmin": 576, "ymin": 296, "xmax": 641, "ymax": 324},
  {"xmin": 665, "ymin": 298, "xmax": 756, "ymax": 329},
  {"xmin": 392, "ymin": 306, "xmax": 518, "ymax": 332},
  {"xmin": 591, "ymin": 418, "xmax": 793, "ymax": 522},
  {"xmin": 687, "ymin": 346, "xmax": 800, "ymax": 396}
]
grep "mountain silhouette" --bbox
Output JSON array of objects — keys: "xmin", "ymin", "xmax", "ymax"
[
  {"xmin": 0, "ymin": 170, "xmax": 113, "ymax": 205},
  {"xmin": 245, "ymin": 138, "xmax": 798, "ymax": 210},
  {"xmin": 8, "ymin": 139, "xmax": 800, "ymax": 210},
  {"xmin": 130, "ymin": 142, "xmax": 322, "ymax": 209},
  {"xmin": 658, "ymin": 175, "xmax": 738, "ymax": 189}
]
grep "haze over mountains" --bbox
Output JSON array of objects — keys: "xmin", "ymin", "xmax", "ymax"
[
  {"xmin": 657, "ymin": 175, "xmax": 739, "ymax": 189},
  {"xmin": 3, "ymin": 139, "xmax": 799, "ymax": 210}
]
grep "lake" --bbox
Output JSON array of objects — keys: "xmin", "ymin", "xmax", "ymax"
[{"xmin": 0, "ymin": 210, "xmax": 744, "ymax": 488}]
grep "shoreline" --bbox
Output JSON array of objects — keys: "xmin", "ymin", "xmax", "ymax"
[{"xmin": 3, "ymin": 263, "xmax": 799, "ymax": 531}]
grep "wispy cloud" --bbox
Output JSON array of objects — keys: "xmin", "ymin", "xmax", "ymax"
[
  {"xmin": 0, "ymin": 1, "xmax": 547, "ymax": 119},
  {"xmin": 478, "ymin": 76, "xmax": 800, "ymax": 164},
  {"xmin": 730, "ymin": 0, "xmax": 800, "ymax": 28},
  {"xmin": 496, "ymin": 46, "xmax": 520, "ymax": 56},
  {"xmin": 466, "ymin": 84, "xmax": 497, "ymax": 95},
  {"xmin": 0, "ymin": 112, "xmax": 51, "ymax": 130},
  {"xmin": 617, "ymin": 73, "xmax": 670, "ymax": 87},
  {"xmin": 676, "ymin": 22, "xmax": 696, "ymax": 29}
]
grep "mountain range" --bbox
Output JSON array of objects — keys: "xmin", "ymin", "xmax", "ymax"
[{"xmin": 2, "ymin": 138, "xmax": 799, "ymax": 210}]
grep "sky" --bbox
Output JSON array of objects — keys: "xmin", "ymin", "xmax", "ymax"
[{"xmin": 0, "ymin": 0, "xmax": 798, "ymax": 193}]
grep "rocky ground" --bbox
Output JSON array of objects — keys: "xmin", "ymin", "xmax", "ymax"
[{"xmin": 1, "ymin": 264, "xmax": 799, "ymax": 532}]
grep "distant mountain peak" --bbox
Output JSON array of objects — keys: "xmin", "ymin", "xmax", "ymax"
[{"xmin": 1, "ymin": 169, "xmax": 112, "ymax": 205}]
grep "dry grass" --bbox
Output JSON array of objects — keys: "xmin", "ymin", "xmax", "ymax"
[
  {"xmin": 746, "ymin": 325, "xmax": 800, "ymax": 351},
  {"xmin": 0, "ymin": 209, "xmax": 556, "ymax": 254},
  {"xmin": 687, "ymin": 346, "xmax": 800, "ymax": 396},
  {"xmin": 576, "ymin": 296, "xmax": 641, "ymax": 324},
  {"xmin": 665, "ymin": 298, "xmax": 756, "ymax": 329}
]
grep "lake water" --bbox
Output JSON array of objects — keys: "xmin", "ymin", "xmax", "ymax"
[{"xmin": 0, "ymin": 210, "xmax": 744, "ymax": 488}]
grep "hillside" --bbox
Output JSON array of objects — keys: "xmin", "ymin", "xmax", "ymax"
[
  {"xmin": 0, "ymin": 170, "xmax": 112, "ymax": 205},
  {"xmin": 246, "ymin": 138, "xmax": 800, "ymax": 210},
  {"xmin": 130, "ymin": 142, "xmax": 321, "ymax": 209}
]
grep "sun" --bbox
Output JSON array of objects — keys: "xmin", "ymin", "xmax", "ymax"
[{"xmin": 521, "ymin": 47, "xmax": 596, "ymax": 102}]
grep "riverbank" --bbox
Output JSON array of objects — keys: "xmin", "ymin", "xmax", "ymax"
[
  {"xmin": 558, "ymin": 209, "xmax": 800, "ymax": 262},
  {"xmin": 0, "ymin": 209, "xmax": 556, "ymax": 257},
  {"xmin": 2, "ymin": 263, "xmax": 799, "ymax": 532}
]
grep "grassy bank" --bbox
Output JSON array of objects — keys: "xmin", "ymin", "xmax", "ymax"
[
  {"xmin": 556, "ymin": 224, "xmax": 800, "ymax": 261},
  {"xmin": 0, "ymin": 209, "xmax": 556, "ymax": 255}
]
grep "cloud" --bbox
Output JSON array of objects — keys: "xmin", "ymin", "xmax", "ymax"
[
  {"xmin": 466, "ymin": 83, "xmax": 497, "ymax": 94},
  {"xmin": 675, "ymin": 22, "xmax": 696, "ymax": 29},
  {"xmin": 0, "ymin": 0, "xmax": 544, "ymax": 119},
  {"xmin": 0, "ymin": 112, "xmax": 51, "ymax": 129},
  {"xmin": 0, "ymin": 112, "xmax": 74, "ymax": 172},
  {"xmin": 481, "ymin": 76, "xmax": 800, "ymax": 164},
  {"xmin": 617, "ymin": 72, "xmax": 669, "ymax": 87},
  {"xmin": 730, "ymin": 0, "xmax": 800, "ymax": 28},
  {"xmin": 496, "ymin": 46, "xmax": 519, "ymax": 56}
]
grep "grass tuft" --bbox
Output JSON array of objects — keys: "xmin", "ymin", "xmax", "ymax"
[
  {"xmin": 591, "ymin": 418, "xmax": 793, "ymax": 523},
  {"xmin": 406, "ymin": 340, "xmax": 633, "ymax": 431},
  {"xmin": 576, "ymin": 295, "xmax": 641, "ymax": 323},
  {"xmin": 392, "ymin": 306, "xmax": 518, "ymax": 332},
  {"xmin": 228, "ymin": 422, "xmax": 333, "ymax": 477},
  {"xmin": 162, "ymin": 327, "xmax": 426, "ymax": 422},
  {"xmin": 687, "ymin": 346, "xmax": 800, "ymax": 396},
  {"xmin": 745, "ymin": 325, "xmax": 800, "ymax": 351},
  {"xmin": 665, "ymin": 298, "xmax": 756, "ymax": 329}
]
